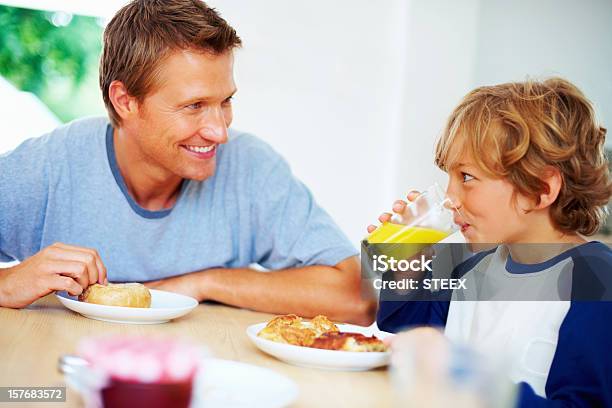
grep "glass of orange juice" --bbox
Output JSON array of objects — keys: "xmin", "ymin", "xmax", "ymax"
[{"xmin": 366, "ymin": 183, "xmax": 457, "ymax": 246}]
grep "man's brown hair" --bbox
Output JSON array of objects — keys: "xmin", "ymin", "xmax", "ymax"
[
  {"xmin": 100, "ymin": 0, "xmax": 241, "ymax": 127},
  {"xmin": 435, "ymin": 77, "xmax": 611, "ymax": 236}
]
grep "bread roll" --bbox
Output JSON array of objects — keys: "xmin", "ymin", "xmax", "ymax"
[{"xmin": 79, "ymin": 283, "xmax": 151, "ymax": 308}]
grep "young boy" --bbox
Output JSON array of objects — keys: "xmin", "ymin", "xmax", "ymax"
[{"xmin": 374, "ymin": 78, "xmax": 612, "ymax": 406}]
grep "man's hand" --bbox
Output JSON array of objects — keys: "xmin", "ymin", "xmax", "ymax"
[
  {"xmin": 144, "ymin": 272, "xmax": 204, "ymax": 301},
  {"xmin": 0, "ymin": 242, "xmax": 107, "ymax": 308}
]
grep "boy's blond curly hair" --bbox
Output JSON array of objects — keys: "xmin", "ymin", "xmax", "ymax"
[{"xmin": 435, "ymin": 77, "xmax": 611, "ymax": 236}]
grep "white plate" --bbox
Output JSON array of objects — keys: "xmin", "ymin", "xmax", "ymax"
[
  {"xmin": 55, "ymin": 289, "xmax": 198, "ymax": 324},
  {"xmin": 246, "ymin": 322, "xmax": 393, "ymax": 371},
  {"xmin": 192, "ymin": 358, "xmax": 299, "ymax": 408}
]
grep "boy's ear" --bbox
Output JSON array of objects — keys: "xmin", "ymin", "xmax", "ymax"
[
  {"xmin": 535, "ymin": 166, "xmax": 562, "ymax": 209},
  {"xmin": 108, "ymin": 80, "xmax": 140, "ymax": 123}
]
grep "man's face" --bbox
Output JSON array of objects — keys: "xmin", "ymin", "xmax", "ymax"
[{"xmin": 126, "ymin": 49, "xmax": 236, "ymax": 181}]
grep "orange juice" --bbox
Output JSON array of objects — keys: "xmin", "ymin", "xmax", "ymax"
[{"xmin": 366, "ymin": 222, "xmax": 450, "ymax": 244}]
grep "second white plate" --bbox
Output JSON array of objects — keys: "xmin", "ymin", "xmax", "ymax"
[
  {"xmin": 193, "ymin": 358, "xmax": 299, "ymax": 407},
  {"xmin": 56, "ymin": 289, "xmax": 198, "ymax": 324},
  {"xmin": 246, "ymin": 322, "xmax": 393, "ymax": 371}
]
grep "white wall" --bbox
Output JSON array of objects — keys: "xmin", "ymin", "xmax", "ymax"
[
  {"xmin": 394, "ymin": 0, "xmax": 612, "ymax": 194},
  {"xmin": 209, "ymin": 0, "xmax": 410, "ymax": 243},
  {"xmin": 0, "ymin": 77, "xmax": 60, "ymax": 153},
  {"xmin": 473, "ymin": 0, "xmax": 612, "ymax": 147},
  {"xmin": 392, "ymin": 0, "xmax": 481, "ymax": 197},
  {"xmin": 209, "ymin": 0, "xmax": 611, "ymax": 244}
]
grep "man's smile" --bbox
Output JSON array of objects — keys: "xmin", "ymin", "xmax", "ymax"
[{"xmin": 181, "ymin": 144, "xmax": 216, "ymax": 159}]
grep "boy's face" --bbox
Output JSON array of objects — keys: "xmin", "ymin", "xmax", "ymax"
[
  {"xmin": 446, "ymin": 154, "xmax": 533, "ymax": 244},
  {"xmin": 125, "ymin": 49, "xmax": 236, "ymax": 181}
]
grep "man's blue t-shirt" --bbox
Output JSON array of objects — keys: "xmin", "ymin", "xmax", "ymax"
[{"xmin": 0, "ymin": 117, "xmax": 357, "ymax": 281}]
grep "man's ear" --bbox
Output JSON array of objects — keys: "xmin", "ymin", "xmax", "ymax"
[
  {"xmin": 535, "ymin": 166, "xmax": 562, "ymax": 209},
  {"xmin": 108, "ymin": 80, "xmax": 139, "ymax": 122}
]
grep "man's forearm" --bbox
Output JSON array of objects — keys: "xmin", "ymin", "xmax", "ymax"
[{"xmin": 196, "ymin": 257, "xmax": 376, "ymax": 325}]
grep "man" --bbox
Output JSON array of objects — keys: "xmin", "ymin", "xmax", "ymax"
[{"xmin": 0, "ymin": 0, "xmax": 374, "ymax": 325}]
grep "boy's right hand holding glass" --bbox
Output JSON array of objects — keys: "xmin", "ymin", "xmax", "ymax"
[{"xmin": 366, "ymin": 191, "xmax": 421, "ymax": 234}]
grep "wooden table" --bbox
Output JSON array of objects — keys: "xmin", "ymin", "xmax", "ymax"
[{"xmin": 0, "ymin": 295, "xmax": 393, "ymax": 407}]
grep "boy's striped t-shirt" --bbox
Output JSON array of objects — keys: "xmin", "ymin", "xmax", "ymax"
[{"xmin": 377, "ymin": 241, "xmax": 612, "ymax": 407}]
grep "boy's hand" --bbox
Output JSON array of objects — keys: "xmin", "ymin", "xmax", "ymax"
[
  {"xmin": 385, "ymin": 327, "xmax": 451, "ymax": 377},
  {"xmin": 367, "ymin": 191, "xmax": 421, "ymax": 233},
  {"xmin": 0, "ymin": 242, "xmax": 107, "ymax": 308}
]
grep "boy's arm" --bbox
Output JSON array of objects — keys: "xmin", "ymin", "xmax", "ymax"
[
  {"xmin": 376, "ymin": 247, "xmax": 494, "ymax": 333},
  {"xmin": 376, "ymin": 300, "xmax": 449, "ymax": 333},
  {"xmin": 516, "ymin": 302, "xmax": 612, "ymax": 408}
]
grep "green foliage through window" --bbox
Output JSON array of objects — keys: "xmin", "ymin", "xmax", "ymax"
[{"xmin": 0, "ymin": 5, "xmax": 105, "ymax": 122}]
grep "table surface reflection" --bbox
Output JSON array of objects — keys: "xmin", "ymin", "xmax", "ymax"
[{"xmin": 0, "ymin": 295, "xmax": 393, "ymax": 407}]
